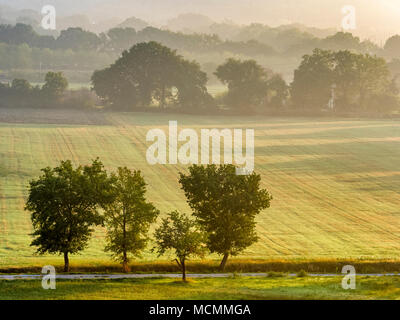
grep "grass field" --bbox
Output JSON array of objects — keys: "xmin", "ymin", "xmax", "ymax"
[
  {"xmin": 1, "ymin": 276, "xmax": 399, "ymax": 300},
  {"xmin": 0, "ymin": 108, "xmax": 399, "ymax": 267}
]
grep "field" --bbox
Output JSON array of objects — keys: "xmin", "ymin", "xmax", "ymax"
[
  {"xmin": 1, "ymin": 276, "xmax": 400, "ymax": 300},
  {"xmin": 0, "ymin": 108, "xmax": 399, "ymax": 268}
]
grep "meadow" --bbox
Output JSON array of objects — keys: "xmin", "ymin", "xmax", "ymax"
[
  {"xmin": 0, "ymin": 108, "xmax": 399, "ymax": 268},
  {"xmin": 1, "ymin": 276, "xmax": 400, "ymax": 300}
]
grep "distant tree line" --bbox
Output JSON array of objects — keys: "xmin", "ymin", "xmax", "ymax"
[
  {"xmin": 91, "ymin": 42, "xmax": 399, "ymax": 116},
  {"xmin": 2, "ymin": 23, "xmax": 400, "ymax": 59},
  {"xmin": 26, "ymin": 160, "xmax": 272, "ymax": 280},
  {"xmin": 0, "ymin": 71, "xmax": 96, "ymax": 109},
  {"xmin": 291, "ymin": 49, "xmax": 399, "ymax": 115},
  {"xmin": 1, "ymin": 23, "xmax": 400, "ymax": 75},
  {"xmin": 1, "ymin": 40, "xmax": 398, "ymax": 116}
]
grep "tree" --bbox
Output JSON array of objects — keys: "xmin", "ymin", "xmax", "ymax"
[
  {"xmin": 332, "ymin": 50, "xmax": 359, "ymax": 111},
  {"xmin": 11, "ymin": 78, "xmax": 32, "ymax": 95},
  {"xmin": 154, "ymin": 211, "xmax": 206, "ymax": 281},
  {"xmin": 174, "ymin": 59, "xmax": 214, "ymax": 111},
  {"xmin": 91, "ymin": 41, "xmax": 213, "ymax": 111},
  {"xmin": 291, "ymin": 48, "xmax": 336, "ymax": 111},
  {"xmin": 55, "ymin": 27, "xmax": 101, "ymax": 51},
  {"xmin": 291, "ymin": 49, "xmax": 396, "ymax": 114},
  {"xmin": 104, "ymin": 167, "xmax": 159, "ymax": 272},
  {"xmin": 215, "ymin": 58, "xmax": 268, "ymax": 112},
  {"xmin": 25, "ymin": 159, "xmax": 113, "ymax": 272},
  {"xmin": 42, "ymin": 71, "xmax": 68, "ymax": 99},
  {"xmin": 265, "ymin": 74, "xmax": 289, "ymax": 110},
  {"xmin": 384, "ymin": 35, "xmax": 400, "ymax": 58},
  {"xmin": 321, "ymin": 32, "xmax": 361, "ymax": 51},
  {"xmin": 106, "ymin": 27, "xmax": 137, "ymax": 52},
  {"xmin": 179, "ymin": 165, "xmax": 272, "ymax": 271},
  {"xmin": 355, "ymin": 54, "xmax": 394, "ymax": 111}
]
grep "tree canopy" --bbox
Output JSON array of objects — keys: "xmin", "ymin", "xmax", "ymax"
[
  {"xmin": 179, "ymin": 164, "xmax": 272, "ymax": 270},
  {"xmin": 291, "ymin": 49, "xmax": 398, "ymax": 113},
  {"xmin": 104, "ymin": 167, "xmax": 159, "ymax": 272},
  {"xmin": 25, "ymin": 159, "xmax": 113, "ymax": 272},
  {"xmin": 91, "ymin": 41, "xmax": 213, "ymax": 111},
  {"xmin": 215, "ymin": 58, "xmax": 288, "ymax": 113},
  {"xmin": 154, "ymin": 211, "xmax": 206, "ymax": 281}
]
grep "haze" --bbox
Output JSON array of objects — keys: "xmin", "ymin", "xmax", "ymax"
[{"xmin": 0, "ymin": 0, "xmax": 399, "ymax": 41}]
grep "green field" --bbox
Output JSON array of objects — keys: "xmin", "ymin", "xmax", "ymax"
[
  {"xmin": 0, "ymin": 108, "xmax": 399, "ymax": 267},
  {"xmin": 1, "ymin": 276, "xmax": 399, "ymax": 300}
]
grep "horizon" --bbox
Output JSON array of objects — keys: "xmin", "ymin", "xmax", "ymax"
[{"xmin": 0, "ymin": 0, "xmax": 399, "ymax": 43}]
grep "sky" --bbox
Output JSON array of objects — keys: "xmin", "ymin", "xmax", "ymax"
[{"xmin": 0, "ymin": 0, "xmax": 399, "ymax": 41}]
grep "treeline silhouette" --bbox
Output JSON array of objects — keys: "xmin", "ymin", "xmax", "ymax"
[
  {"xmin": 26, "ymin": 161, "xmax": 271, "ymax": 279},
  {"xmin": 1, "ymin": 42, "xmax": 399, "ymax": 116},
  {"xmin": 1, "ymin": 23, "xmax": 400, "ymax": 77},
  {"xmin": 0, "ymin": 71, "xmax": 96, "ymax": 109}
]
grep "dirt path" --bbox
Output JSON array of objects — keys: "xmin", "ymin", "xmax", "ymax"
[{"xmin": 0, "ymin": 273, "xmax": 396, "ymax": 280}]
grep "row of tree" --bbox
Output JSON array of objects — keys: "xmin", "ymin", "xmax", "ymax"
[
  {"xmin": 2, "ymin": 42, "xmax": 398, "ymax": 115},
  {"xmin": 26, "ymin": 160, "xmax": 272, "ymax": 280},
  {"xmin": 2, "ymin": 23, "xmax": 400, "ymax": 60},
  {"xmin": 0, "ymin": 71, "xmax": 97, "ymax": 110},
  {"xmin": 91, "ymin": 41, "xmax": 288, "ymax": 113},
  {"xmin": 0, "ymin": 71, "xmax": 67, "ymax": 108},
  {"xmin": 291, "ymin": 49, "xmax": 399, "ymax": 113},
  {"xmin": 91, "ymin": 42, "xmax": 214, "ymax": 111},
  {"xmin": 92, "ymin": 42, "xmax": 399, "ymax": 115}
]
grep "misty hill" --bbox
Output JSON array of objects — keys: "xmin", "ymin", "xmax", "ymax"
[
  {"xmin": 3, "ymin": 0, "xmax": 399, "ymax": 42},
  {"xmin": 165, "ymin": 13, "xmax": 215, "ymax": 33},
  {"xmin": 118, "ymin": 17, "xmax": 149, "ymax": 31}
]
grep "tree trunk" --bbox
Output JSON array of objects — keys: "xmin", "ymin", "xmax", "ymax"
[
  {"xmin": 122, "ymin": 252, "xmax": 130, "ymax": 273},
  {"xmin": 219, "ymin": 253, "xmax": 229, "ymax": 271},
  {"xmin": 121, "ymin": 208, "xmax": 130, "ymax": 273},
  {"xmin": 182, "ymin": 259, "xmax": 186, "ymax": 282},
  {"xmin": 64, "ymin": 252, "xmax": 70, "ymax": 273}
]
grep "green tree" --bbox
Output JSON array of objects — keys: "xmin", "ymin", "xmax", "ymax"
[
  {"xmin": 25, "ymin": 159, "xmax": 113, "ymax": 272},
  {"xmin": 266, "ymin": 74, "xmax": 289, "ymax": 110},
  {"xmin": 154, "ymin": 211, "xmax": 206, "ymax": 281},
  {"xmin": 355, "ymin": 54, "xmax": 393, "ymax": 111},
  {"xmin": 321, "ymin": 32, "xmax": 361, "ymax": 51},
  {"xmin": 179, "ymin": 165, "xmax": 272, "ymax": 271},
  {"xmin": 106, "ymin": 27, "xmax": 137, "ymax": 52},
  {"xmin": 11, "ymin": 78, "xmax": 32, "ymax": 94},
  {"xmin": 332, "ymin": 50, "xmax": 359, "ymax": 111},
  {"xmin": 55, "ymin": 27, "xmax": 101, "ymax": 51},
  {"xmin": 92, "ymin": 41, "xmax": 212, "ymax": 111},
  {"xmin": 42, "ymin": 71, "xmax": 68, "ymax": 98},
  {"xmin": 291, "ymin": 48, "xmax": 335, "ymax": 111},
  {"xmin": 384, "ymin": 35, "xmax": 400, "ymax": 58},
  {"xmin": 292, "ymin": 49, "xmax": 397, "ymax": 114},
  {"xmin": 104, "ymin": 167, "xmax": 159, "ymax": 272},
  {"xmin": 215, "ymin": 58, "xmax": 268, "ymax": 112}
]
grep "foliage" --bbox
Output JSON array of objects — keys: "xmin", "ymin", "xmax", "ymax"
[
  {"xmin": 215, "ymin": 58, "xmax": 288, "ymax": 113},
  {"xmin": 42, "ymin": 72, "xmax": 69, "ymax": 99},
  {"xmin": 215, "ymin": 58, "xmax": 268, "ymax": 112},
  {"xmin": 92, "ymin": 41, "xmax": 213, "ymax": 111},
  {"xmin": 25, "ymin": 159, "xmax": 113, "ymax": 272},
  {"xmin": 179, "ymin": 164, "xmax": 272, "ymax": 270},
  {"xmin": 384, "ymin": 35, "xmax": 400, "ymax": 59},
  {"xmin": 154, "ymin": 211, "xmax": 206, "ymax": 281},
  {"xmin": 291, "ymin": 49, "xmax": 398, "ymax": 114},
  {"xmin": 104, "ymin": 167, "xmax": 159, "ymax": 272}
]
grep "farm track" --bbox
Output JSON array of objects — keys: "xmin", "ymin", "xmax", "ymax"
[{"xmin": 0, "ymin": 273, "xmax": 396, "ymax": 280}]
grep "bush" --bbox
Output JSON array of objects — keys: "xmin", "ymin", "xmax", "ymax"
[
  {"xmin": 60, "ymin": 89, "xmax": 99, "ymax": 110},
  {"xmin": 297, "ymin": 270, "xmax": 309, "ymax": 277},
  {"xmin": 266, "ymin": 271, "xmax": 286, "ymax": 278}
]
